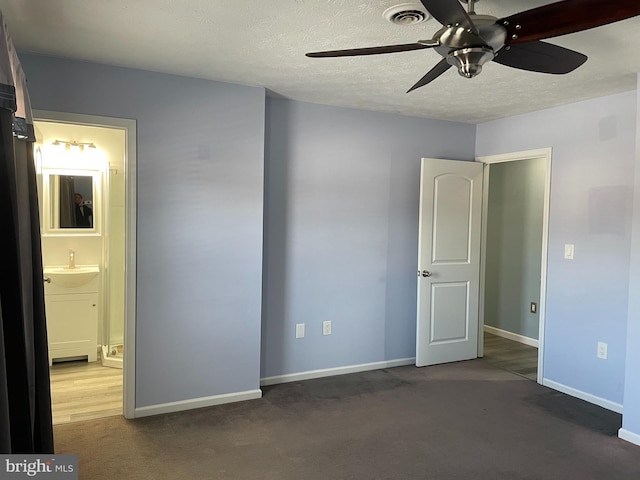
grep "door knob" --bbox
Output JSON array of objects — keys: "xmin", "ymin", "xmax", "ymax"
[{"xmin": 422, "ymin": 270, "xmax": 432, "ymax": 277}]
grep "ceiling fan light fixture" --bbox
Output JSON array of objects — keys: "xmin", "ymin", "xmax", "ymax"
[
  {"xmin": 447, "ymin": 46, "xmax": 494, "ymax": 78},
  {"xmin": 383, "ymin": 3, "xmax": 431, "ymax": 26}
]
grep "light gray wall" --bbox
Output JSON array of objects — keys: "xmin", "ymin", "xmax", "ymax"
[
  {"xmin": 262, "ymin": 98, "xmax": 476, "ymax": 378},
  {"xmin": 484, "ymin": 158, "xmax": 546, "ymax": 340},
  {"xmin": 477, "ymin": 91, "xmax": 636, "ymax": 406},
  {"xmin": 21, "ymin": 55, "xmax": 266, "ymax": 407},
  {"xmin": 622, "ymin": 77, "xmax": 640, "ymax": 438}
]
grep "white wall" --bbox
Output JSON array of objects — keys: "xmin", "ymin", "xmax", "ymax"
[{"xmin": 477, "ymin": 91, "xmax": 637, "ymax": 408}]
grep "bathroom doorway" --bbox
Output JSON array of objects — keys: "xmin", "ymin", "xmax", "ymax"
[{"xmin": 34, "ymin": 111, "xmax": 136, "ymax": 423}]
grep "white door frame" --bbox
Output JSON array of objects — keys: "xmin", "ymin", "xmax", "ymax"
[
  {"xmin": 476, "ymin": 147, "xmax": 552, "ymax": 384},
  {"xmin": 34, "ymin": 109, "xmax": 137, "ymax": 418}
]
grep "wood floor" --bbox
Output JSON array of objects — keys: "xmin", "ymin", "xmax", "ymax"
[
  {"xmin": 482, "ymin": 331, "xmax": 538, "ymax": 381},
  {"xmin": 49, "ymin": 359, "xmax": 123, "ymax": 425}
]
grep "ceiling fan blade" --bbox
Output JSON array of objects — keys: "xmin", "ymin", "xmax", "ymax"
[
  {"xmin": 407, "ymin": 59, "xmax": 452, "ymax": 93},
  {"xmin": 306, "ymin": 42, "xmax": 436, "ymax": 58},
  {"xmin": 500, "ymin": 0, "xmax": 640, "ymax": 45},
  {"xmin": 420, "ymin": 0, "xmax": 478, "ymax": 34},
  {"xmin": 494, "ymin": 41, "xmax": 587, "ymax": 74}
]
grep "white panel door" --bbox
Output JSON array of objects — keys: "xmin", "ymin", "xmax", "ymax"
[{"xmin": 416, "ymin": 158, "xmax": 483, "ymax": 366}]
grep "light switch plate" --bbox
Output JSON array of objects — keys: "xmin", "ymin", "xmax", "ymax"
[
  {"xmin": 295, "ymin": 323, "xmax": 305, "ymax": 339},
  {"xmin": 597, "ymin": 341, "xmax": 608, "ymax": 360},
  {"xmin": 564, "ymin": 244, "xmax": 574, "ymax": 260}
]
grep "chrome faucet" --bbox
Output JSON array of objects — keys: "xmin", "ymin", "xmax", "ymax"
[{"xmin": 68, "ymin": 250, "xmax": 75, "ymax": 269}]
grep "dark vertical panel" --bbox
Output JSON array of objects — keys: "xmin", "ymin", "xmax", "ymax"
[{"xmin": 0, "ymin": 108, "xmax": 53, "ymax": 453}]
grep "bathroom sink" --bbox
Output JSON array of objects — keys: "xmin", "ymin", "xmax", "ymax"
[{"xmin": 44, "ymin": 265, "xmax": 100, "ymax": 288}]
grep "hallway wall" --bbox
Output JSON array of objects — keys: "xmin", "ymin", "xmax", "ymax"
[{"xmin": 484, "ymin": 158, "xmax": 546, "ymax": 340}]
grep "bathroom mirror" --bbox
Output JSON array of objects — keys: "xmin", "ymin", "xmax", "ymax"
[{"xmin": 41, "ymin": 168, "xmax": 102, "ymax": 235}]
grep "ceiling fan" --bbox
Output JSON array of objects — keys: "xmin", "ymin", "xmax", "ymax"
[{"xmin": 305, "ymin": 0, "xmax": 640, "ymax": 92}]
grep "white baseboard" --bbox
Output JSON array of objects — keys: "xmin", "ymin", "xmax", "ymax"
[
  {"xmin": 542, "ymin": 379, "xmax": 623, "ymax": 413},
  {"xmin": 134, "ymin": 389, "xmax": 262, "ymax": 418},
  {"xmin": 134, "ymin": 359, "xmax": 416, "ymax": 417},
  {"xmin": 618, "ymin": 428, "xmax": 640, "ymax": 446},
  {"xmin": 260, "ymin": 358, "xmax": 416, "ymax": 387},
  {"xmin": 484, "ymin": 325, "xmax": 539, "ymax": 348}
]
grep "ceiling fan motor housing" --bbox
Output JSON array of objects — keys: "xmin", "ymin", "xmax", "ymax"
[
  {"xmin": 433, "ymin": 15, "xmax": 507, "ymax": 78},
  {"xmin": 447, "ymin": 47, "xmax": 494, "ymax": 77}
]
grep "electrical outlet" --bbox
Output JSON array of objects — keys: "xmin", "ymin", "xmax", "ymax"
[
  {"xmin": 530, "ymin": 302, "xmax": 537, "ymax": 314},
  {"xmin": 295, "ymin": 323, "xmax": 305, "ymax": 339},
  {"xmin": 597, "ymin": 341, "xmax": 608, "ymax": 360},
  {"xmin": 322, "ymin": 321, "xmax": 332, "ymax": 336}
]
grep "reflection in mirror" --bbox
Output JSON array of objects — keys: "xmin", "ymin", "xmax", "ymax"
[
  {"xmin": 48, "ymin": 174, "xmax": 95, "ymax": 230},
  {"xmin": 43, "ymin": 168, "xmax": 101, "ymax": 235}
]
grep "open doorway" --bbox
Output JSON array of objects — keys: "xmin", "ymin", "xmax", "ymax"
[
  {"xmin": 34, "ymin": 111, "xmax": 137, "ymax": 423},
  {"xmin": 477, "ymin": 148, "xmax": 551, "ymax": 383}
]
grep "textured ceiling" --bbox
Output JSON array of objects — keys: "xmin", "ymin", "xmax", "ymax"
[{"xmin": 0, "ymin": 0, "xmax": 639, "ymax": 123}]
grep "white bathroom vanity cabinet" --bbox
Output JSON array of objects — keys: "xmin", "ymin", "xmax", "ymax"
[{"xmin": 44, "ymin": 266, "xmax": 100, "ymax": 365}]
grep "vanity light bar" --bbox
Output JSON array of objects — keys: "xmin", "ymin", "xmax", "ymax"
[{"xmin": 52, "ymin": 140, "xmax": 97, "ymax": 152}]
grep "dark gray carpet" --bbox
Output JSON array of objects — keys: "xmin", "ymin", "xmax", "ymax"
[{"xmin": 53, "ymin": 360, "xmax": 639, "ymax": 479}]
